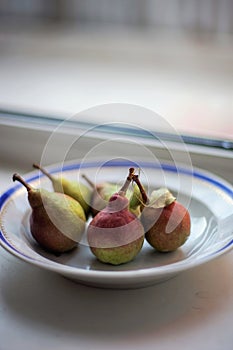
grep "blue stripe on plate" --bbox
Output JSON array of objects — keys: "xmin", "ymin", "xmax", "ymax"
[
  {"xmin": 0, "ymin": 229, "xmax": 35, "ymax": 260},
  {"xmin": 56, "ymin": 160, "xmax": 232, "ymax": 198},
  {"xmin": 1, "ymin": 160, "xmax": 232, "ymax": 210}
]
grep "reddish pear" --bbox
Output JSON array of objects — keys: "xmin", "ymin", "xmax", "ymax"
[
  {"xmin": 87, "ymin": 168, "xmax": 144, "ymax": 265},
  {"xmin": 13, "ymin": 173, "xmax": 86, "ymax": 254},
  {"xmin": 133, "ymin": 175, "xmax": 191, "ymax": 252}
]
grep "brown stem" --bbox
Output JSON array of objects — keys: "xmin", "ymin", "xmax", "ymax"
[
  {"xmin": 33, "ymin": 163, "xmax": 54, "ymax": 182},
  {"xmin": 13, "ymin": 173, "xmax": 33, "ymax": 192},
  {"xmin": 81, "ymin": 174, "xmax": 95, "ymax": 189},
  {"xmin": 132, "ymin": 174, "xmax": 149, "ymax": 205},
  {"xmin": 119, "ymin": 167, "xmax": 135, "ymax": 194}
]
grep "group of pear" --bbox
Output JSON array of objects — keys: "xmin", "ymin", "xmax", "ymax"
[{"xmin": 13, "ymin": 164, "xmax": 191, "ymax": 265}]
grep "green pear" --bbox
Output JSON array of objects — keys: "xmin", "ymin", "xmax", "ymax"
[
  {"xmin": 82, "ymin": 174, "xmax": 143, "ymax": 217},
  {"xmin": 129, "ymin": 183, "xmax": 146, "ymax": 217},
  {"xmin": 33, "ymin": 163, "xmax": 92, "ymax": 217},
  {"xmin": 13, "ymin": 173, "xmax": 86, "ymax": 254},
  {"xmin": 82, "ymin": 174, "xmax": 118, "ymax": 217}
]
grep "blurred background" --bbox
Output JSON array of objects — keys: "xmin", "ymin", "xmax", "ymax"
[{"xmin": 0, "ymin": 0, "xmax": 232, "ymax": 140}]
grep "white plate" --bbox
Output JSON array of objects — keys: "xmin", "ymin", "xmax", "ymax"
[{"xmin": 0, "ymin": 159, "xmax": 233, "ymax": 289}]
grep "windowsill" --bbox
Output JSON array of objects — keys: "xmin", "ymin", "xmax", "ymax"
[{"xmin": 0, "ymin": 111, "xmax": 232, "ymax": 197}]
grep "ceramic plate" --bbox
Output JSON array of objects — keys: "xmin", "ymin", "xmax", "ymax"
[{"xmin": 0, "ymin": 159, "xmax": 233, "ymax": 289}]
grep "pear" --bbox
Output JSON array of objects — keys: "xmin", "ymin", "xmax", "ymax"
[
  {"xmin": 82, "ymin": 174, "xmax": 118, "ymax": 217},
  {"xmin": 129, "ymin": 183, "xmax": 146, "ymax": 217},
  {"xmin": 133, "ymin": 175, "xmax": 191, "ymax": 252},
  {"xmin": 33, "ymin": 163, "xmax": 92, "ymax": 217},
  {"xmin": 87, "ymin": 168, "xmax": 144, "ymax": 265},
  {"xmin": 13, "ymin": 173, "xmax": 86, "ymax": 254},
  {"xmin": 82, "ymin": 174, "xmax": 143, "ymax": 217}
]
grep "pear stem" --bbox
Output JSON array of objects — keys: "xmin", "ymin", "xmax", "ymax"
[
  {"xmin": 81, "ymin": 174, "xmax": 95, "ymax": 189},
  {"xmin": 119, "ymin": 167, "xmax": 135, "ymax": 194},
  {"xmin": 132, "ymin": 174, "xmax": 149, "ymax": 205},
  {"xmin": 33, "ymin": 163, "xmax": 54, "ymax": 182},
  {"xmin": 13, "ymin": 173, "xmax": 33, "ymax": 192}
]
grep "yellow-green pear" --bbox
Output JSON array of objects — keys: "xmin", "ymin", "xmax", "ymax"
[{"xmin": 33, "ymin": 163, "xmax": 91, "ymax": 217}]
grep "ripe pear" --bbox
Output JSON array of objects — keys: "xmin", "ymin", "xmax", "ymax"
[
  {"xmin": 87, "ymin": 168, "xmax": 144, "ymax": 265},
  {"xmin": 133, "ymin": 175, "xmax": 191, "ymax": 252},
  {"xmin": 82, "ymin": 174, "xmax": 143, "ymax": 217},
  {"xmin": 128, "ymin": 183, "xmax": 146, "ymax": 217},
  {"xmin": 82, "ymin": 174, "xmax": 118, "ymax": 217},
  {"xmin": 13, "ymin": 173, "xmax": 86, "ymax": 254},
  {"xmin": 33, "ymin": 163, "xmax": 92, "ymax": 217}
]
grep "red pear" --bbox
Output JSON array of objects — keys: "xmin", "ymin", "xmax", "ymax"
[
  {"xmin": 87, "ymin": 168, "xmax": 144, "ymax": 265},
  {"xmin": 133, "ymin": 175, "xmax": 191, "ymax": 252}
]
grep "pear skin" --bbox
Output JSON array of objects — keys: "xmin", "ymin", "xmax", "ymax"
[
  {"xmin": 142, "ymin": 201, "xmax": 191, "ymax": 252},
  {"xmin": 82, "ymin": 174, "xmax": 142, "ymax": 217},
  {"xmin": 33, "ymin": 164, "xmax": 92, "ymax": 217},
  {"xmin": 13, "ymin": 173, "xmax": 86, "ymax": 254},
  {"xmin": 133, "ymin": 176, "xmax": 191, "ymax": 252},
  {"xmin": 87, "ymin": 168, "xmax": 144, "ymax": 265}
]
